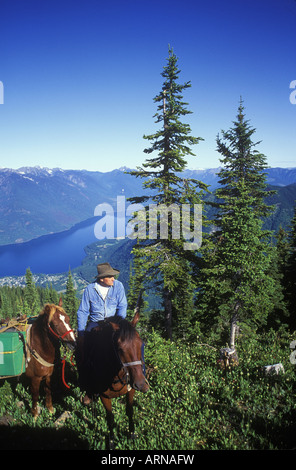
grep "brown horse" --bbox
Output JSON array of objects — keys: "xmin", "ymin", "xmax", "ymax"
[
  {"xmin": 25, "ymin": 300, "xmax": 76, "ymax": 418},
  {"xmin": 78, "ymin": 311, "xmax": 149, "ymax": 448}
]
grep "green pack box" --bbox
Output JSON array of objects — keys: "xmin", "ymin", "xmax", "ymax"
[{"xmin": 0, "ymin": 331, "xmax": 26, "ymax": 377}]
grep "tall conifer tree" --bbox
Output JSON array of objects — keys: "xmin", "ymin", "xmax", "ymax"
[
  {"xmin": 198, "ymin": 101, "xmax": 284, "ymax": 343},
  {"xmin": 24, "ymin": 267, "xmax": 40, "ymax": 315},
  {"xmin": 63, "ymin": 269, "xmax": 79, "ymax": 328},
  {"xmin": 128, "ymin": 47, "xmax": 206, "ymax": 339},
  {"xmin": 283, "ymin": 206, "xmax": 296, "ymax": 329}
]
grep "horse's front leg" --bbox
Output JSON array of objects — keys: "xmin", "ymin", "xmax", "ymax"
[
  {"xmin": 126, "ymin": 389, "xmax": 136, "ymax": 439},
  {"xmin": 45, "ymin": 373, "xmax": 55, "ymax": 414},
  {"xmin": 100, "ymin": 396, "xmax": 115, "ymax": 449},
  {"xmin": 30, "ymin": 376, "xmax": 42, "ymax": 418}
]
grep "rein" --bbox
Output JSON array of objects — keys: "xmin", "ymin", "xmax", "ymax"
[{"xmin": 48, "ymin": 323, "xmax": 75, "ymax": 389}]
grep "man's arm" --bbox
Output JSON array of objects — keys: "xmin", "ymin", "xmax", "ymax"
[
  {"xmin": 77, "ymin": 287, "xmax": 91, "ymax": 335},
  {"xmin": 115, "ymin": 282, "xmax": 128, "ymax": 318}
]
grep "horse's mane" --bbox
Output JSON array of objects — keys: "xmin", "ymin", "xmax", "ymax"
[{"xmin": 105, "ymin": 315, "xmax": 137, "ymax": 343}]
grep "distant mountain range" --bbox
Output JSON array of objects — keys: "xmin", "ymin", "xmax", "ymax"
[{"xmin": 0, "ymin": 166, "xmax": 296, "ymax": 245}]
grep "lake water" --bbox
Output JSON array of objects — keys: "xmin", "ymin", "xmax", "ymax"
[{"xmin": 0, "ymin": 216, "xmax": 125, "ymax": 277}]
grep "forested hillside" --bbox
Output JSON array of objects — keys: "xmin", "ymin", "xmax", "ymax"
[{"xmin": 0, "ymin": 166, "xmax": 295, "ymax": 245}]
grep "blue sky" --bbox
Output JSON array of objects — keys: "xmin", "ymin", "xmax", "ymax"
[{"xmin": 1, "ymin": 0, "xmax": 295, "ymax": 172}]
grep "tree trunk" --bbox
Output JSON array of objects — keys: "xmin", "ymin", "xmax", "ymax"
[
  {"xmin": 229, "ymin": 321, "xmax": 237, "ymax": 349},
  {"xmin": 164, "ymin": 287, "xmax": 173, "ymax": 340},
  {"xmin": 230, "ymin": 301, "xmax": 240, "ymax": 348}
]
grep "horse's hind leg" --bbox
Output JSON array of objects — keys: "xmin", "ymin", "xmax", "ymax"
[
  {"xmin": 126, "ymin": 389, "xmax": 136, "ymax": 439},
  {"xmin": 30, "ymin": 376, "xmax": 42, "ymax": 418},
  {"xmin": 45, "ymin": 374, "xmax": 55, "ymax": 414}
]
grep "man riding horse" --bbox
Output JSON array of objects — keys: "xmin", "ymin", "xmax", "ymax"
[{"xmin": 76, "ymin": 262, "xmax": 128, "ymax": 404}]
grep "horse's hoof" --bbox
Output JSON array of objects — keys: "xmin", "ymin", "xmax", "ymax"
[
  {"xmin": 129, "ymin": 432, "xmax": 138, "ymax": 440},
  {"xmin": 31, "ymin": 405, "xmax": 41, "ymax": 419},
  {"xmin": 109, "ymin": 439, "xmax": 115, "ymax": 450},
  {"xmin": 48, "ymin": 406, "xmax": 55, "ymax": 414},
  {"xmin": 80, "ymin": 394, "xmax": 92, "ymax": 406}
]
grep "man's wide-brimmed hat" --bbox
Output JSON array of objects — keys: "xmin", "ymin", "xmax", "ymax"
[{"xmin": 95, "ymin": 262, "xmax": 120, "ymax": 279}]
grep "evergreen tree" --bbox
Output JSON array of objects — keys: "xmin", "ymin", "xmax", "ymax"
[
  {"xmin": 0, "ymin": 288, "xmax": 14, "ymax": 319},
  {"xmin": 127, "ymin": 248, "xmax": 148, "ymax": 318},
  {"xmin": 63, "ymin": 269, "xmax": 79, "ymax": 328},
  {"xmin": 24, "ymin": 268, "xmax": 40, "ymax": 315},
  {"xmin": 197, "ymin": 101, "xmax": 284, "ymax": 343},
  {"xmin": 283, "ymin": 206, "xmax": 296, "ymax": 329},
  {"xmin": 48, "ymin": 284, "xmax": 60, "ymax": 304},
  {"xmin": 127, "ymin": 46, "xmax": 206, "ymax": 339},
  {"xmin": 215, "ymin": 98, "xmax": 276, "ymax": 220}
]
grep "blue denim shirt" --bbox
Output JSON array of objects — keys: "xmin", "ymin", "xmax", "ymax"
[{"xmin": 77, "ymin": 280, "xmax": 127, "ymax": 334}]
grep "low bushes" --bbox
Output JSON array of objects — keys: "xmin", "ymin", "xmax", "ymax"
[{"xmin": 0, "ymin": 328, "xmax": 295, "ymax": 450}]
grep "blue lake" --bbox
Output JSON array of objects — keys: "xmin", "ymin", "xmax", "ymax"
[{"xmin": 0, "ymin": 216, "xmax": 124, "ymax": 277}]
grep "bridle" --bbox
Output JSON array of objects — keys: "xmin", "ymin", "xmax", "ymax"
[
  {"xmin": 122, "ymin": 360, "xmax": 142, "ymax": 367},
  {"xmin": 111, "ymin": 328, "xmax": 143, "ymax": 390},
  {"xmin": 48, "ymin": 324, "xmax": 74, "ymax": 341},
  {"xmin": 48, "ymin": 313, "xmax": 74, "ymax": 342},
  {"xmin": 113, "ymin": 359, "xmax": 143, "ymax": 391},
  {"xmin": 47, "ymin": 316, "xmax": 75, "ymax": 389}
]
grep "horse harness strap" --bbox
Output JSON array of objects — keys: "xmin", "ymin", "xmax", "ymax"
[
  {"xmin": 48, "ymin": 324, "xmax": 74, "ymax": 341},
  {"xmin": 121, "ymin": 360, "xmax": 143, "ymax": 391},
  {"xmin": 26, "ymin": 325, "xmax": 55, "ymax": 368},
  {"xmin": 122, "ymin": 360, "xmax": 142, "ymax": 367}
]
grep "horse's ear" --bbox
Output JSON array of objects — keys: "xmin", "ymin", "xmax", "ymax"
[
  {"xmin": 109, "ymin": 322, "xmax": 120, "ymax": 331},
  {"xmin": 42, "ymin": 304, "xmax": 55, "ymax": 322},
  {"xmin": 131, "ymin": 310, "xmax": 140, "ymax": 327},
  {"xmin": 59, "ymin": 297, "xmax": 63, "ymax": 307},
  {"xmin": 42, "ymin": 304, "xmax": 51, "ymax": 317}
]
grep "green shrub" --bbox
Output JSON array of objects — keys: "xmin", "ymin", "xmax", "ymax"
[{"xmin": 0, "ymin": 328, "xmax": 295, "ymax": 450}]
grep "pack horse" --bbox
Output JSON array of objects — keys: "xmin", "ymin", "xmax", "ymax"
[{"xmin": 25, "ymin": 300, "xmax": 76, "ymax": 418}]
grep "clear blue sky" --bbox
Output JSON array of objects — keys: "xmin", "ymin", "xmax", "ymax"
[{"xmin": 1, "ymin": 0, "xmax": 295, "ymax": 172}]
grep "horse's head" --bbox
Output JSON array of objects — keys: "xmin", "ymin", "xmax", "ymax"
[
  {"xmin": 110, "ymin": 312, "xmax": 149, "ymax": 393},
  {"xmin": 41, "ymin": 300, "xmax": 77, "ymax": 351}
]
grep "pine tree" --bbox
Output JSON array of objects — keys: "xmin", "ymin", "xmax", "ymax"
[
  {"xmin": 24, "ymin": 268, "xmax": 40, "ymax": 315},
  {"xmin": 215, "ymin": 98, "xmax": 276, "ymax": 220},
  {"xmin": 0, "ymin": 289, "xmax": 14, "ymax": 319},
  {"xmin": 283, "ymin": 206, "xmax": 296, "ymax": 329},
  {"xmin": 266, "ymin": 227, "xmax": 290, "ymax": 329},
  {"xmin": 48, "ymin": 284, "xmax": 60, "ymax": 304},
  {"xmin": 63, "ymin": 269, "xmax": 79, "ymax": 328},
  {"xmin": 197, "ymin": 101, "xmax": 284, "ymax": 344},
  {"xmin": 127, "ymin": 248, "xmax": 148, "ymax": 316},
  {"xmin": 127, "ymin": 46, "xmax": 205, "ymax": 339}
]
